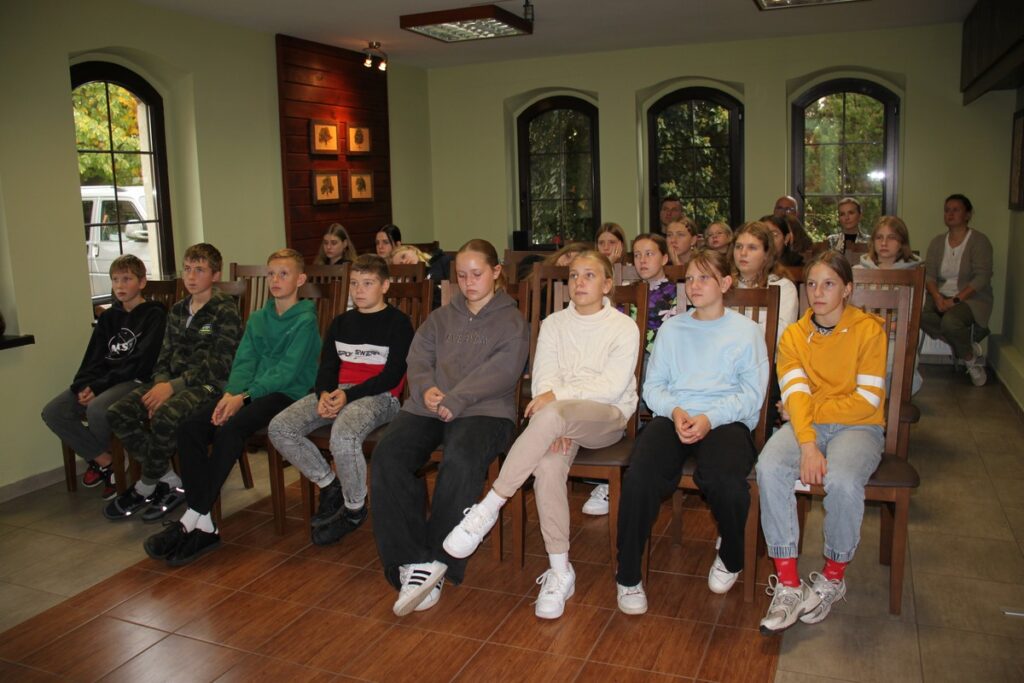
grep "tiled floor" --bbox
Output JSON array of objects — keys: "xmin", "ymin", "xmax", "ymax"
[{"xmin": 1, "ymin": 365, "xmax": 1022, "ymax": 681}]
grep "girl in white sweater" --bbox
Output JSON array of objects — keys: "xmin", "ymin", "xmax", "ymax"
[{"xmin": 444, "ymin": 251, "xmax": 640, "ymax": 619}]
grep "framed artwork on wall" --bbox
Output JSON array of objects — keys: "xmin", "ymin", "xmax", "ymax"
[
  {"xmin": 347, "ymin": 126, "xmax": 371, "ymax": 154},
  {"xmin": 1010, "ymin": 109, "xmax": 1024, "ymax": 211},
  {"xmin": 349, "ymin": 171, "xmax": 374, "ymax": 202},
  {"xmin": 310, "ymin": 120, "xmax": 341, "ymax": 155},
  {"xmin": 311, "ymin": 171, "xmax": 342, "ymax": 204}
]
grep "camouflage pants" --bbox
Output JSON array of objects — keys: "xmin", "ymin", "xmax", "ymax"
[{"xmin": 107, "ymin": 383, "xmax": 217, "ymax": 481}]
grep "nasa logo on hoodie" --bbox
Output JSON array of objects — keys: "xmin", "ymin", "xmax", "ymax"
[{"xmin": 106, "ymin": 328, "xmax": 138, "ymax": 360}]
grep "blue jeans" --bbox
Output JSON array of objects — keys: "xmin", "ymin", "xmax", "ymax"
[{"xmin": 756, "ymin": 422, "xmax": 883, "ymax": 563}]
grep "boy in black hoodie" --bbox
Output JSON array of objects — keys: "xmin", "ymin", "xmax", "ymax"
[{"xmin": 42, "ymin": 255, "xmax": 167, "ymax": 498}]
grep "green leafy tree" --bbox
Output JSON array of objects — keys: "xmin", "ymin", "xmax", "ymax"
[
  {"xmin": 73, "ymin": 82, "xmax": 144, "ymax": 186},
  {"xmin": 526, "ymin": 109, "xmax": 595, "ymax": 245}
]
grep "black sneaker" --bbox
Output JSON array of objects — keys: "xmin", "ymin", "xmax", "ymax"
[
  {"xmin": 166, "ymin": 528, "xmax": 221, "ymax": 567},
  {"xmin": 101, "ymin": 468, "xmax": 118, "ymax": 500},
  {"xmin": 144, "ymin": 521, "xmax": 188, "ymax": 560},
  {"xmin": 103, "ymin": 487, "xmax": 154, "ymax": 520},
  {"xmin": 311, "ymin": 478, "xmax": 343, "ymax": 528},
  {"xmin": 141, "ymin": 483, "xmax": 187, "ymax": 523},
  {"xmin": 82, "ymin": 461, "xmax": 109, "ymax": 488},
  {"xmin": 311, "ymin": 505, "xmax": 367, "ymax": 546}
]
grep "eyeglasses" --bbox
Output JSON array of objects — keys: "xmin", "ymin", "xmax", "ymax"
[{"xmin": 774, "ymin": 205, "xmax": 797, "ymax": 214}]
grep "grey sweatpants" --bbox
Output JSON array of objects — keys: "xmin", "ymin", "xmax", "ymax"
[
  {"xmin": 41, "ymin": 381, "xmax": 139, "ymax": 461},
  {"xmin": 268, "ymin": 388, "xmax": 400, "ymax": 509}
]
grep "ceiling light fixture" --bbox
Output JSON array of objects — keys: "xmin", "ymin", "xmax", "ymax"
[
  {"xmin": 400, "ymin": 2, "xmax": 534, "ymax": 43},
  {"xmin": 754, "ymin": 0, "xmax": 868, "ymax": 9},
  {"xmin": 362, "ymin": 41, "xmax": 387, "ymax": 71}
]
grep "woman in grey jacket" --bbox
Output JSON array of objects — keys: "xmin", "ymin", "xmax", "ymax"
[{"xmin": 921, "ymin": 194, "xmax": 993, "ymax": 386}]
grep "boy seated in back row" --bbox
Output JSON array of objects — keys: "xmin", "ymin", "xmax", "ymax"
[
  {"xmin": 41, "ymin": 255, "xmax": 167, "ymax": 498},
  {"xmin": 105, "ymin": 243, "xmax": 242, "ymax": 522},
  {"xmin": 269, "ymin": 254, "xmax": 414, "ymax": 546},
  {"xmin": 145, "ymin": 248, "xmax": 321, "ymax": 565}
]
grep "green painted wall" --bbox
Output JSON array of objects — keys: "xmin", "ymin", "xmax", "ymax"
[
  {"xmin": 0, "ymin": 0, "xmax": 284, "ymax": 490},
  {"xmin": 387, "ymin": 64, "xmax": 435, "ymax": 243}
]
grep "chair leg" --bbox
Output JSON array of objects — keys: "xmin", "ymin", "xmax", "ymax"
[
  {"xmin": 239, "ymin": 452, "xmax": 255, "ymax": 490},
  {"xmin": 487, "ymin": 459, "xmax": 503, "ymax": 562},
  {"xmin": 888, "ymin": 490, "xmax": 910, "ymax": 615},
  {"xmin": 267, "ymin": 443, "xmax": 287, "ymax": 535},
  {"xmin": 62, "ymin": 443, "xmax": 77, "ymax": 492},
  {"xmin": 301, "ymin": 477, "xmax": 315, "ymax": 529},
  {"xmin": 670, "ymin": 489, "xmax": 683, "ymax": 546},
  {"xmin": 796, "ymin": 495, "xmax": 809, "ymax": 554},
  {"xmin": 879, "ymin": 501, "xmax": 895, "ymax": 566},
  {"xmin": 743, "ymin": 483, "xmax": 759, "ymax": 604},
  {"xmin": 512, "ymin": 488, "xmax": 526, "ymax": 568},
  {"xmin": 111, "ymin": 439, "xmax": 129, "ymax": 494},
  {"xmin": 607, "ymin": 470, "xmax": 621, "ymax": 568}
]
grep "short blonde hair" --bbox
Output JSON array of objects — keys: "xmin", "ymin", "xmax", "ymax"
[
  {"xmin": 867, "ymin": 215, "xmax": 914, "ymax": 264},
  {"xmin": 570, "ymin": 249, "xmax": 615, "ymax": 297},
  {"xmin": 267, "ymin": 248, "xmax": 305, "ymax": 272},
  {"xmin": 391, "ymin": 245, "xmax": 430, "ymax": 265}
]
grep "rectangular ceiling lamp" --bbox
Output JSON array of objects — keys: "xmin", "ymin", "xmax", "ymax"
[
  {"xmin": 755, "ymin": 0, "xmax": 868, "ymax": 9},
  {"xmin": 400, "ymin": 5, "xmax": 532, "ymax": 43}
]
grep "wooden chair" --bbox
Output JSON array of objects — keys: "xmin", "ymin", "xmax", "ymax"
[
  {"xmin": 503, "ymin": 249, "xmax": 554, "ymax": 283},
  {"xmin": 265, "ymin": 278, "xmax": 433, "ymax": 535},
  {"xmin": 389, "ymin": 262, "xmax": 426, "ymax": 283},
  {"xmin": 510, "ymin": 277, "xmax": 650, "ymax": 567},
  {"xmin": 304, "ymin": 263, "xmax": 350, "ymax": 286},
  {"xmin": 410, "ymin": 241, "xmax": 440, "ymax": 254},
  {"xmin": 661, "ymin": 285, "xmax": 781, "ymax": 605}
]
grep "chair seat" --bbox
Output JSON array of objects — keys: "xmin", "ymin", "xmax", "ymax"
[
  {"xmin": 573, "ymin": 437, "xmax": 633, "ymax": 468},
  {"xmin": 868, "ymin": 454, "xmax": 920, "ymax": 488}
]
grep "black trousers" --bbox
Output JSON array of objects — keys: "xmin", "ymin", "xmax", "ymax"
[
  {"xmin": 177, "ymin": 393, "xmax": 292, "ymax": 516},
  {"xmin": 616, "ymin": 417, "xmax": 755, "ymax": 586},
  {"xmin": 371, "ymin": 410, "xmax": 514, "ymax": 589}
]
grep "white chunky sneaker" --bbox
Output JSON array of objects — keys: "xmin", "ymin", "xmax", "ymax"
[
  {"xmin": 414, "ymin": 577, "xmax": 444, "ymax": 612},
  {"xmin": 707, "ymin": 555, "xmax": 741, "ymax": 594},
  {"xmin": 443, "ymin": 504, "xmax": 499, "ymax": 559},
  {"xmin": 616, "ymin": 582, "xmax": 648, "ymax": 615},
  {"xmin": 582, "ymin": 484, "xmax": 610, "ymax": 516},
  {"xmin": 393, "ymin": 561, "xmax": 447, "ymax": 616},
  {"xmin": 534, "ymin": 566, "xmax": 576, "ymax": 619},
  {"xmin": 759, "ymin": 576, "xmax": 821, "ymax": 635},
  {"xmin": 799, "ymin": 572, "xmax": 846, "ymax": 624},
  {"xmin": 966, "ymin": 356, "xmax": 987, "ymax": 386}
]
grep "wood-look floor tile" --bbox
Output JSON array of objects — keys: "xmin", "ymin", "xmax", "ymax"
[
  {"xmin": 60, "ymin": 566, "xmax": 166, "ymax": 614},
  {"xmin": 565, "ymin": 527, "xmax": 616, "ymax": 566},
  {"xmin": 488, "ymin": 599, "xmax": 613, "ymax": 658},
  {"xmin": 697, "ymin": 624, "xmax": 779, "ymax": 682},
  {"xmin": 647, "ymin": 537, "xmax": 717, "ymax": 577},
  {"xmin": 214, "ymin": 654, "xmax": 336, "ymax": 682},
  {"xmin": 99, "ymin": 634, "xmax": 246, "ymax": 682},
  {"xmin": 169, "ymin": 542, "xmax": 289, "ymax": 588},
  {"xmin": 0, "ymin": 581, "xmax": 67, "ymax": 635},
  {"xmin": 574, "ymin": 661, "xmax": 691, "ymax": 682},
  {"xmin": 570, "ymin": 559, "xmax": 620, "ymax": 610},
  {"xmin": 107, "ymin": 576, "xmax": 235, "ymax": 632},
  {"xmin": 343, "ymin": 624, "xmax": 481, "ymax": 681},
  {"xmin": 0, "ymin": 603, "xmax": 97, "ymax": 662},
  {"xmin": 589, "ymin": 612, "xmax": 712, "ymax": 678},
  {"xmin": 716, "ymin": 581, "xmax": 774, "ymax": 631},
  {"xmin": 258, "ymin": 607, "xmax": 390, "ymax": 672},
  {"xmin": 20, "ymin": 615, "xmax": 166, "ymax": 680},
  {"xmin": 230, "ymin": 516, "xmax": 312, "ymax": 555},
  {"xmin": 644, "ymin": 571, "xmax": 725, "ymax": 623},
  {"xmin": 240, "ymin": 555, "xmax": 360, "ymax": 606},
  {"xmin": 452, "ymin": 642, "xmax": 584, "ymax": 682},
  {"xmin": 175, "ymin": 591, "xmax": 309, "ymax": 650},
  {"xmin": 457, "ymin": 551, "xmax": 548, "ymax": 596},
  {"xmin": 398, "ymin": 584, "xmax": 521, "ymax": 639},
  {"xmin": 0, "ymin": 661, "xmax": 59, "ymax": 680},
  {"xmin": 298, "ymin": 527, "xmax": 380, "ymax": 568},
  {"xmin": 319, "ymin": 568, "xmax": 401, "ymax": 623},
  {"xmin": 217, "ymin": 509, "xmax": 275, "ymax": 539}
]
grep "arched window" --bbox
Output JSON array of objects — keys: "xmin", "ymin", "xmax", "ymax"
[
  {"xmin": 792, "ymin": 78, "xmax": 899, "ymax": 241},
  {"xmin": 72, "ymin": 61, "xmax": 174, "ymax": 302},
  {"xmin": 517, "ymin": 96, "xmax": 599, "ymax": 245},
  {"xmin": 648, "ymin": 87, "xmax": 743, "ymax": 231}
]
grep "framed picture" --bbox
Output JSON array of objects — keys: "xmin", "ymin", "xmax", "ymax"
[
  {"xmin": 310, "ymin": 120, "xmax": 341, "ymax": 155},
  {"xmin": 311, "ymin": 171, "xmax": 341, "ymax": 204},
  {"xmin": 349, "ymin": 171, "xmax": 374, "ymax": 202},
  {"xmin": 347, "ymin": 126, "xmax": 371, "ymax": 155},
  {"xmin": 1010, "ymin": 109, "xmax": 1024, "ymax": 210}
]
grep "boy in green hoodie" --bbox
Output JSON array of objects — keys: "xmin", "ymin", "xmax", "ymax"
[{"xmin": 144, "ymin": 248, "xmax": 321, "ymax": 565}]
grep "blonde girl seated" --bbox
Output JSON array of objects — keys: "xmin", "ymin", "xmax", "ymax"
[
  {"xmin": 315, "ymin": 223, "xmax": 358, "ymax": 266},
  {"xmin": 615, "ymin": 249, "xmax": 768, "ymax": 614},
  {"xmin": 596, "ymin": 223, "xmax": 627, "ymax": 265},
  {"xmin": 444, "ymin": 250, "xmax": 640, "ymax": 619},
  {"xmin": 705, "ymin": 222, "xmax": 733, "ymax": 255},
  {"xmin": 544, "ymin": 241, "xmax": 592, "ymax": 267},
  {"xmin": 390, "ymin": 244, "xmax": 431, "ymax": 266}
]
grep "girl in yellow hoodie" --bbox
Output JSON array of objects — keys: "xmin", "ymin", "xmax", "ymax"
[{"xmin": 756, "ymin": 251, "xmax": 887, "ymax": 635}]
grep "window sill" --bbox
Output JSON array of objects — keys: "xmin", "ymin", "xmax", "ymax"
[{"xmin": 0, "ymin": 334, "xmax": 35, "ymax": 350}]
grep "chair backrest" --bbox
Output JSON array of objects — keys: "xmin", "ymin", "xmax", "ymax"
[
  {"xmin": 385, "ymin": 278, "xmax": 433, "ymax": 331},
  {"xmin": 228, "ymin": 263, "xmax": 271, "ymax": 321},
  {"xmin": 296, "ymin": 280, "xmax": 347, "ymax": 339},
  {"xmin": 527, "ymin": 264, "xmax": 571, "ymax": 369},
  {"xmin": 145, "ymin": 279, "xmax": 184, "ymax": 311},
  {"xmin": 720, "ymin": 286, "xmax": 781, "ymax": 450},
  {"xmin": 615, "ymin": 263, "xmax": 640, "ymax": 285},
  {"xmin": 304, "ymin": 263, "xmax": 350, "ymax": 286},
  {"xmin": 212, "ymin": 279, "xmax": 250, "ymax": 322},
  {"xmin": 389, "ymin": 262, "xmax": 426, "ymax": 283},
  {"xmin": 609, "ymin": 281, "xmax": 649, "ymax": 438},
  {"xmin": 503, "ymin": 249, "xmax": 554, "ymax": 283}
]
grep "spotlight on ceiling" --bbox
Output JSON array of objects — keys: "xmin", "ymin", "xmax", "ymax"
[
  {"xmin": 400, "ymin": 2, "xmax": 534, "ymax": 43},
  {"xmin": 362, "ymin": 41, "xmax": 387, "ymax": 71}
]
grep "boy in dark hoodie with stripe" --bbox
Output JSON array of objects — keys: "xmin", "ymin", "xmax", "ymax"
[{"xmin": 42, "ymin": 255, "xmax": 167, "ymax": 498}]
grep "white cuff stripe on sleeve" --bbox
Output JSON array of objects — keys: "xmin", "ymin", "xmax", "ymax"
[
  {"xmin": 856, "ymin": 387, "xmax": 882, "ymax": 408},
  {"xmin": 781, "ymin": 384, "xmax": 811, "ymax": 403},
  {"xmin": 780, "ymin": 369, "xmax": 808, "ymax": 386},
  {"xmin": 856, "ymin": 374, "xmax": 885, "ymax": 389}
]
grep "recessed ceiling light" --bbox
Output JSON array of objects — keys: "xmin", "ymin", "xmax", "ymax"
[
  {"xmin": 755, "ymin": 0, "xmax": 869, "ymax": 10},
  {"xmin": 400, "ymin": 4, "xmax": 533, "ymax": 43}
]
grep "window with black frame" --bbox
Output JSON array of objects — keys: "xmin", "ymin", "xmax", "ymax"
[
  {"xmin": 792, "ymin": 78, "xmax": 899, "ymax": 242},
  {"xmin": 517, "ymin": 96, "xmax": 599, "ymax": 246},
  {"xmin": 647, "ymin": 87, "xmax": 743, "ymax": 231},
  {"xmin": 72, "ymin": 61, "xmax": 174, "ymax": 304}
]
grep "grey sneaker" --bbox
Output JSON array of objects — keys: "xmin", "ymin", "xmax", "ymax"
[
  {"xmin": 966, "ymin": 357, "xmax": 987, "ymax": 386},
  {"xmin": 759, "ymin": 576, "xmax": 821, "ymax": 635},
  {"xmin": 799, "ymin": 572, "xmax": 847, "ymax": 624}
]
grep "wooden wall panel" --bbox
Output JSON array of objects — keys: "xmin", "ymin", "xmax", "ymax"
[{"xmin": 276, "ymin": 34, "xmax": 391, "ymax": 261}]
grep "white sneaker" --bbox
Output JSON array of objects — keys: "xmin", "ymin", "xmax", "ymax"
[
  {"xmin": 443, "ymin": 504, "xmax": 499, "ymax": 559},
  {"xmin": 971, "ymin": 341, "xmax": 985, "ymax": 361},
  {"xmin": 534, "ymin": 566, "xmax": 575, "ymax": 619},
  {"xmin": 707, "ymin": 555, "xmax": 741, "ymax": 594},
  {"xmin": 799, "ymin": 572, "xmax": 846, "ymax": 624},
  {"xmin": 616, "ymin": 582, "xmax": 647, "ymax": 615},
  {"xmin": 393, "ymin": 561, "xmax": 447, "ymax": 616},
  {"xmin": 414, "ymin": 577, "xmax": 444, "ymax": 612},
  {"xmin": 582, "ymin": 484, "xmax": 609, "ymax": 516},
  {"xmin": 759, "ymin": 576, "xmax": 821, "ymax": 635},
  {"xmin": 966, "ymin": 357, "xmax": 987, "ymax": 386}
]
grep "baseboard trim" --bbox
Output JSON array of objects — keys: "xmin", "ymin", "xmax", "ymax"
[{"xmin": 0, "ymin": 460, "xmax": 83, "ymax": 504}]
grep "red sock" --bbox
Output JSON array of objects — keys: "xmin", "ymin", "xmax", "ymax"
[
  {"xmin": 773, "ymin": 558, "xmax": 800, "ymax": 587},
  {"xmin": 823, "ymin": 558, "xmax": 848, "ymax": 581}
]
